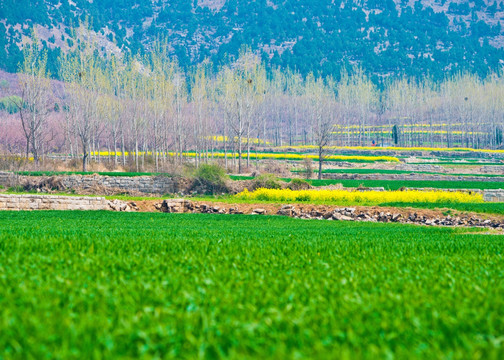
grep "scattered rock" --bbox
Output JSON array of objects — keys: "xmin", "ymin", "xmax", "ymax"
[
  {"xmin": 277, "ymin": 205, "xmax": 296, "ymax": 216},
  {"xmin": 161, "ymin": 199, "xmax": 192, "ymax": 213},
  {"xmin": 107, "ymin": 199, "xmax": 133, "ymax": 212},
  {"xmin": 332, "ymin": 213, "xmax": 353, "ymax": 221},
  {"xmin": 252, "ymin": 208, "xmax": 267, "ymax": 215},
  {"xmin": 323, "ymin": 211, "xmax": 333, "ymax": 219}
]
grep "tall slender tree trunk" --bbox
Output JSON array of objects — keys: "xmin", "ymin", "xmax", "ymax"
[{"xmin": 318, "ymin": 145, "xmax": 323, "ymax": 180}]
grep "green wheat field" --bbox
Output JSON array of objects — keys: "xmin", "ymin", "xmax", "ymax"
[{"xmin": 0, "ymin": 211, "xmax": 503, "ymax": 359}]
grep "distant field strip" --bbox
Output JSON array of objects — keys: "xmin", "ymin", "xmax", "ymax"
[
  {"xmin": 279, "ymin": 145, "xmax": 504, "ymax": 153},
  {"xmin": 409, "ymin": 162, "xmax": 504, "ymax": 166},
  {"xmin": 293, "ymin": 168, "xmax": 504, "ymax": 177},
  {"xmin": 229, "ymin": 176, "xmax": 504, "ymax": 190},
  {"xmin": 308, "ymin": 179, "xmax": 504, "ymax": 190},
  {"xmin": 0, "ymin": 212, "xmax": 502, "ymax": 359},
  {"xmin": 379, "ymin": 202, "xmax": 504, "ymax": 215},
  {"xmin": 90, "ymin": 151, "xmax": 399, "ymax": 163}
]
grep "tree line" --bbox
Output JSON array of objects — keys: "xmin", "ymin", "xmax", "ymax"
[{"xmin": 7, "ymin": 28, "xmax": 504, "ymax": 173}]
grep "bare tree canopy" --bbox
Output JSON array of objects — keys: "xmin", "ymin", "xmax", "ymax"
[
  {"xmin": 3, "ymin": 25, "xmax": 504, "ymax": 172},
  {"xmin": 13, "ymin": 30, "xmax": 52, "ymax": 165}
]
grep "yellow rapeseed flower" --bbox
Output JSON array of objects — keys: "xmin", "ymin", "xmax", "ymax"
[
  {"xmin": 90, "ymin": 151, "xmax": 399, "ymax": 162},
  {"xmin": 278, "ymin": 145, "xmax": 504, "ymax": 153},
  {"xmin": 235, "ymin": 188, "xmax": 483, "ymax": 204}
]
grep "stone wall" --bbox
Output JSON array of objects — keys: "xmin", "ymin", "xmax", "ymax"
[
  {"xmin": 480, "ymin": 166, "xmax": 504, "ymax": 174},
  {"xmin": 394, "ymin": 164, "xmax": 448, "ymax": 172},
  {"xmin": 483, "ymin": 190, "xmax": 504, "ymax": 202},
  {"xmin": 431, "ymin": 151, "xmax": 504, "ymax": 159},
  {"xmin": 0, "ymin": 194, "xmax": 110, "ymax": 211},
  {"xmin": 60, "ymin": 174, "xmax": 179, "ymax": 194},
  {"xmin": 0, "ymin": 172, "xmax": 182, "ymax": 194},
  {"xmin": 0, "ymin": 171, "xmax": 17, "ymax": 186}
]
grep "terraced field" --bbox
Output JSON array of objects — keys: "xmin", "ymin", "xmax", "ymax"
[
  {"xmin": 305, "ymin": 169, "xmax": 504, "ymax": 177},
  {"xmin": 307, "ymin": 179, "xmax": 504, "ymax": 190},
  {"xmin": 0, "ymin": 211, "xmax": 502, "ymax": 359}
]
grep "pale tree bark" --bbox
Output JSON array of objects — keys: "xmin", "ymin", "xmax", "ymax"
[
  {"xmin": 219, "ymin": 51, "xmax": 265, "ymax": 173},
  {"xmin": 14, "ymin": 30, "xmax": 52, "ymax": 165},
  {"xmin": 306, "ymin": 74, "xmax": 335, "ymax": 180},
  {"xmin": 59, "ymin": 25, "xmax": 103, "ymax": 172}
]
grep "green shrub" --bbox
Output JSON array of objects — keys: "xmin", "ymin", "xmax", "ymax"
[
  {"xmin": 193, "ymin": 164, "xmax": 229, "ymax": 194},
  {"xmin": 287, "ymin": 178, "xmax": 311, "ymax": 190},
  {"xmin": 7, "ymin": 186, "xmax": 24, "ymax": 192},
  {"xmin": 252, "ymin": 173, "xmax": 282, "ymax": 190},
  {"xmin": 7, "ymin": 185, "xmax": 36, "ymax": 193}
]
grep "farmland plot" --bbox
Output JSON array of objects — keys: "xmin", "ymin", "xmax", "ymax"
[{"xmin": 0, "ymin": 212, "xmax": 503, "ymax": 359}]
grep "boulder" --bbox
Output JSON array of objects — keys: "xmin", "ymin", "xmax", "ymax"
[
  {"xmin": 161, "ymin": 199, "xmax": 193, "ymax": 213},
  {"xmin": 252, "ymin": 208, "xmax": 267, "ymax": 215}
]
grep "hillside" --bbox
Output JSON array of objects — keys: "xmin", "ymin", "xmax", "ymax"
[{"xmin": 1, "ymin": 0, "xmax": 504, "ymax": 80}]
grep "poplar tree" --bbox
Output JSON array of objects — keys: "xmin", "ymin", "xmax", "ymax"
[{"xmin": 14, "ymin": 29, "xmax": 51, "ymax": 164}]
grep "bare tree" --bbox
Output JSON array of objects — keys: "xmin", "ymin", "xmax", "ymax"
[
  {"xmin": 12, "ymin": 31, "xmax": 504, "ymax": 172},
  {"xmin": 191, "ymin": 64, "xmax": 211, "ymax": 168},
  {"xmin": 306, "ymin": 74, "xmax": 335, "ymax": 179},
  {"xmin": 13, "ymin": 30, "xmax": 52, "ymax": 164},
  {"xmin": 219, "ymin": 51, "xmax": 265, "ymax": 173},
  {"xmin": 59, "ymin": 25, "xmax": 103, "ymax": 172}
]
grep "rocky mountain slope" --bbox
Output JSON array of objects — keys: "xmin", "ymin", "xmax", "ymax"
[{"xmin": 1, "ymin": 0, "xmax": 504, "ymax": 80}]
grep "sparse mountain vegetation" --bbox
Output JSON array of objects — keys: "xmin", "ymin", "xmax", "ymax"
[{"xmin": 1, "ymin": 0, "xmax": 504, "ymax": 80}]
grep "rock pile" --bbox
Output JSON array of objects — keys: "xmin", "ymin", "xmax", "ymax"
[
  {"xmin": 107, "ymin": 199, "xmax": 136, "ymax": 212},
  {"xmin": 160, "ymin": 199, "xmax": 193, "ymax": 213},
  {"xmin": 153, "ymin": 199, "xmax": 504, "ymax": 230},
  {"xmin": 159, "ymin": 199, "xmax": 251, "ymax": 215},
  {"xmin": 276, "ymin": 205, "xmax": 504, "ymax": 229}
]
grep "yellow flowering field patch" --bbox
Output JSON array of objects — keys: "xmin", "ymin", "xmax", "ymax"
[
  {"xmin": 235, "ymin": 188, "xmax": 484, "ymax": 204},
  {"xmin": 91, "ymin": 151, "xmax": 399, "ymax": 162},
  {"xmin": 278, "ymin": 145, "xmax": 504, "ymax": 153}
]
